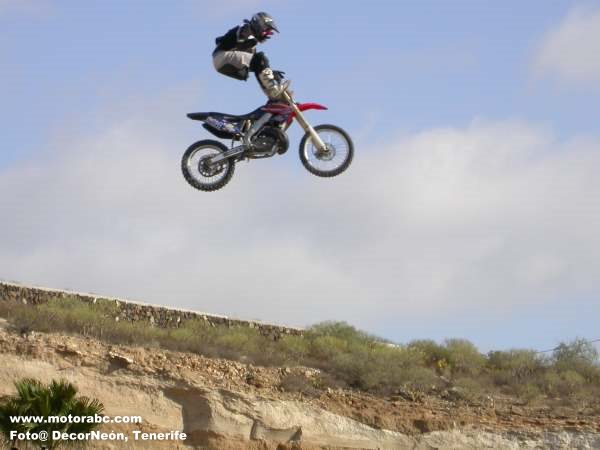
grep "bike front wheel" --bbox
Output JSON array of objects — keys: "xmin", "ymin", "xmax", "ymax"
[{"xmin": 299, "ymin": 124, "xmax": 354, "ymax": 177}]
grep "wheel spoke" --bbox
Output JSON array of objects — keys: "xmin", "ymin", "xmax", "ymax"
[
  {"xmin": 306, "ymin": 130, "xmax": 349, "ymax": 171},
  {"xmin": 300, "ymin": 126, "xmax": 353, "ymax": 177}
]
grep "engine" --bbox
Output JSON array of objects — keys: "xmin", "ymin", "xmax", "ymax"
[{"xmin": 250, "ymin": 126, "xmax": 289, "ymax": 156}]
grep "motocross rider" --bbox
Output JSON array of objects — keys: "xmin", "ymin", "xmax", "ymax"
[{"xmin": 212, "ymin": 12, "xmax": 286, "ymax": 100}]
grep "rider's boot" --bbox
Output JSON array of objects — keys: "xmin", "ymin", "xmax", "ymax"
[{"xmin": 258, "ymin": 68, "xmax": 287, "ymax": 100}]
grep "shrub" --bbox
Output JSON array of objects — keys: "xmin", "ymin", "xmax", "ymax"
[
  {"xmin": 553, "ymin": 339, "xmax": 598, "ymax": 366},
  {"xmin": 552, "ymin": 339, "xmax": 599, "ymax": 381},
  {"xmin": 487, "ymin": 349, "xmax": 544, "ymax": 383},
  {"xmin": 556, "ymin": 370, "xmax": 587, "ymax": 397},
  {"xmin": 396, "ymin": 366, "xmax": 442, "ymax": 392},
  {"xmin": 452, "ymin": 377, "xmax": 487, "ymax": 402},
  {"xmin": 307, "ymin": 321, "xmax": 374, "ymax": 343},
  {"xmin": 279, "ymin": 374, "xmax": 319, "ymax": 396},
  {"xmin": 444, "ymin": 339, "xmax": 485, "ymax": 376},
  {"xmin": 407, "ymin": 340, "xmax": 450, "ymax": 372},
  {"xmin": 514, "ymin": 382, "xmax": 543, "ymax": 404}
]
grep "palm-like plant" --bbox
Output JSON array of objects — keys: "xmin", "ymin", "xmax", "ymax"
[
  {"xmin": 0, "ymin": 378, "xmax": 104, "ymax": 449},
  {"xmin": 0, "ymin": 396, "xmax": 29, "ymax": 449}
]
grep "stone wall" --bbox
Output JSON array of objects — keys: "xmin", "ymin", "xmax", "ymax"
[{"xmin": 0, "ymin": 281, "xmax": 303, "ymax": 340}]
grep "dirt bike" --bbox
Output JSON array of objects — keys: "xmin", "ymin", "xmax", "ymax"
[{"xmin": 182, "ymin": 80, "xmax": 354, "ymax": 191}]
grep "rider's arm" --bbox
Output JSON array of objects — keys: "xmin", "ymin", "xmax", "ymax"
[
  {"xmin": 214, "ymin": 24, "xmax": 257, "ymax": 53},
  {"xmin": 236, "ymin": 23, "xmax": 258, "ymax": 49}
]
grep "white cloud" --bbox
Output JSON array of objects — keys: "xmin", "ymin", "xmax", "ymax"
[
  {"xmin": 534, "ymin": 6, "xmax": 600, "ymax": 84},
  {"xmin": 1, "ymin": 89, "xmax": 600, "ymax": 339}
]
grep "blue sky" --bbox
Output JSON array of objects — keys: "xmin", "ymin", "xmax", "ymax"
[
  {"xmin": 3, "ymin": 0, "xmax": 599, "ymax": 163},
  {"xmin": 1, "ymin": 0, "xmax": 600, "ymax": 352}
]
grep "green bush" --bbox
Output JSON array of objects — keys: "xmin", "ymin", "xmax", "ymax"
[
  {"xmin": 279, "ymin": 373, "xmax": 319, "ymax": 396},
  {"xmin": 553, "ymin": 339, "xmax": 598, "ymax": 365},
  {"xmin": 487, "ymin": 349, "xmax": 544, "ymax": 382},
  {"xmin": 452, "ymin": 376, "xmax": 487, "ymax": 402},
  {"xmin": 540, "ymin": 369, "xmax": 591, "ymax": 399},
  {"xmin": 307, "ymin": 321, "xmax": 375, "ymax": 343},
  {"xmin": 407, "ymin": 339, "xmax": 451, "ymax": 372},
  {"xmin": 552, "ymin": 339, "xmax": 599, "ymax": 381},
  {"xmin": 444, "ymin": 339, "xmax": 485, "ymax": 376},
  {"xmin": 395, "ymin": 366, "xmax": 441, "ymax": 392},
  {"xmin": 514, "ymin": 382, "xmax": 543, "ymax": 404},
  {"xmin": 406, "ymin": 338, "xmax": 486, "ymax": 376}
]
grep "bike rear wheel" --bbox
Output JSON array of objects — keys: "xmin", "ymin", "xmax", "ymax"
[
  {"xmin": 299, "ymin": 124, "xmax": 354, "ymax": 177},
  {"xmin": 181, "ymin": 140, "xmax": 235, "ymax": 192}
]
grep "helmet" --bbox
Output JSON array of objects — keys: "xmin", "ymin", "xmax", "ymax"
[{"xmin": 249, "ymin": 12, "xmax": 279, "ymax": 41}]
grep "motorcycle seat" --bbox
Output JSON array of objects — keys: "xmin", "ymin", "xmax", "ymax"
[{"xmin": 187, "ymin": 106, "xmax": 264, "ymax": 122}]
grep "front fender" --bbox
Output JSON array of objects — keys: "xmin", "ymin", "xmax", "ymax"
[
  {"xmin": 297, "ymin": 102, "xmax": 327, "ymax": 112},
  {"xmin": 286, "ymin": 103, "xmax": 328, "ymax": 125}
]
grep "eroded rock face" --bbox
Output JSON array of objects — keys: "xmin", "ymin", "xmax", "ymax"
[
  {"xmin": 162, "ymin": 387, "xmax": 414, "ymax": 449},
  {"xmin": 1, "ymin": 354, "xmax": 599, "ymax": 450}
]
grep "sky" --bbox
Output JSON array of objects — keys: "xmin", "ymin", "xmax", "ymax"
[{"xmin": 1, "ymin": 0, "xmax": 599, "ymax": 352}]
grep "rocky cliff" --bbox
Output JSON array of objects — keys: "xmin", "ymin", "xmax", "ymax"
[{"xmin": 1, "ymin": 318, "xmax": 599, "ymax": 450}]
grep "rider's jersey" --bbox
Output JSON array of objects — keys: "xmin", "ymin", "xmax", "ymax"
[{"xmin": 214, "ymin": 24, "xmax": 257, "ymax": 55}]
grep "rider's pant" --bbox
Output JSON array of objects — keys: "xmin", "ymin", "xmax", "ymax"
[
  {"xmin": 212, "ymin": 49, "xmax": 254, "ymax": 81},
  {"xmin": 213, "ymin": 50, "xmax": 281, "ymax": 100}
]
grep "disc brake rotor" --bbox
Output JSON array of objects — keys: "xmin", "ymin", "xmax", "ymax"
[
  {"xmin": 314, "ymin": 143, "xmax": 336, "ymax": 161},
  {"xmin": 197, "ymin": 154, "xmax": 223, "ymax": 177}
]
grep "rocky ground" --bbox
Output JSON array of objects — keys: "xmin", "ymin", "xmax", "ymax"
[{"xmin": 0, "ymin": 318, "xmax": 599, "ymax": 449}]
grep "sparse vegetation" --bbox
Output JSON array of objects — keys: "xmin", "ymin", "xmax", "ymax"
[
  {"xmin": 1, "ymin": 297, "xmax": 599, "ymax": 406},
  {"xmin": 279, "ymin": 373, "xmax": 320, "ymax": 396}
]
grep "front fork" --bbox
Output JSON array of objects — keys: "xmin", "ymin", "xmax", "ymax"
[{"xmin": 282, "ymin": 91, "xmax": 327, "ymax": 153}]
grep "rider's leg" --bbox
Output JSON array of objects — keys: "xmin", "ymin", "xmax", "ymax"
[
  {"xmin": 250, "ymin": 52, "xmax": 285, "ymax": 100},
  {"xmin": 213, "ymin": 50, "xmax": 253, "ymax": 80}
]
